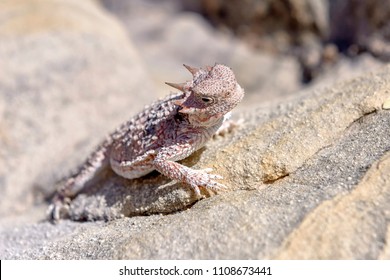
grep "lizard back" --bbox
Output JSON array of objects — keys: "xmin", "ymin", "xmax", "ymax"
[{"xmin": 109, "ymin": 92, "xmax": 187, "ymax": 164}]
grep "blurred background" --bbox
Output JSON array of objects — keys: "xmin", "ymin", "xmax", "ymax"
[
  {"xmin": 99, "ymin": 0, "xmax": 389, "ymax": 104},
  {"xmin": 1, "ymin": 0, "xmax": 389, "ymax": 108}
]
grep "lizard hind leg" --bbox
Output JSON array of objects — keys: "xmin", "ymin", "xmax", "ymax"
[
  {"xmin": 48, "ymin": 143, "xmax": 111, "ymax": 221},
  {"xmin": 110, "ymin": 150, "xmax": 156, "ymax": 179}
]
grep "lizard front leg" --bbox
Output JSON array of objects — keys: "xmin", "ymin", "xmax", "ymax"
[{"xmin": 153, "ymin": 142, "xmax": 226, "ymax": 197}]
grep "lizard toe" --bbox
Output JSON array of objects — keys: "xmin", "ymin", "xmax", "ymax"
[
  {"xmin": 200, "ymin": 168, "xmax": 224, "ymax": 180},
  {"xmin": 47, "ymin": 196, "xmax": 71, "ymax": 222}
]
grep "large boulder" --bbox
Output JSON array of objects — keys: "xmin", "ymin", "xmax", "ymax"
[
  {"xmin": 0, "ymin": 0, "xmax": 154, "ymax": 217},
  {"xmin": 0, "ymin": 0, "xmax": 389, "ymax": 260}
]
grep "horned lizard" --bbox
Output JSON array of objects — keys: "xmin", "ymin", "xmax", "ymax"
[{"xmin": 48, "ymin": 63, "xmax": 244, "ymax": 220}]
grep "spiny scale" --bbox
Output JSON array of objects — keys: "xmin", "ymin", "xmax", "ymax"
[
  {"xmin": 183, "ymin": 64, "xmax": 199, "ymax": 76},
  {"xmin": 165, "ymin": 82, "xmax": 186, "ymax": 91}
]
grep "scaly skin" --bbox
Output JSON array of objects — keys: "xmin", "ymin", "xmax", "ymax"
[{"xmin": 48, "ymin": 63, "xmax": 244, "ymax": 221}]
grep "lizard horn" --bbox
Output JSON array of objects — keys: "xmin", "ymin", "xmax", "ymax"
[
  {"xmin": 165, "ymin": 82, "xmax": 186, "ymax": 91},
  {"xmin": 183, "ymin": 64, "xmax": 199, "ymax": 76}
]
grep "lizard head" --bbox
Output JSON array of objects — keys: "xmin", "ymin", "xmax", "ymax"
[{"xmin": 166, "ymin": 63, "xmax": 244, "ymax": 127}]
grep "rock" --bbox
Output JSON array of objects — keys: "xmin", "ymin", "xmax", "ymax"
[
  {"xmin": 2, "ymin": 61, "xmax": 390, "ymax": 258},
  {"xmin": 201, "ymin": 0, "xmax": 329, "ymax": 53},
  {"xmin": 329, "ymin": 0, "xmax": 390, "ymax": 60},
  {"xmin": 0, "ymin": 0, "xmax": 155, "ymax": 217},
  {"xmin": 311, "ymin": 53, "xmax": 386, "ymax": 87},
  {"xmin": 275, "ymin": 151, "xmax": 390, "ymax": 259},
  {"xmin": 383, "ymin": 98, "xmax": 390, "ymax": 110},
  {"xmin": 58, "ymin": 65, "xmax": 389, "ymax": 223}
]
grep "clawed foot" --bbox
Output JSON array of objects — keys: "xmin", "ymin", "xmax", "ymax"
[
  {"xmin": 214, "ymin": 118, "xmax": 244, "ymax": 137},
  {"xmin": 187, "ymin": 167, "xmax": 227, "ymax": 197},
  {"xmin": 47, "ymin": 194, "xmax": 71, "ymax": 222}
]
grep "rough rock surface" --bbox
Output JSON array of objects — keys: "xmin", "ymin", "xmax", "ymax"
[{"xmin": 1, "ymin": 0, "xmax": 390, "ymax": 259}]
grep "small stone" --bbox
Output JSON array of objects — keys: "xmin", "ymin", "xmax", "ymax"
[{"xmin": 383, "ymin": 98, "xmax": 390, "ymax": 110}]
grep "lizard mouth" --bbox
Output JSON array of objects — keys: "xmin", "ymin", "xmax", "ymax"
[
  {"xmin": 177, "ymin": 105, "xmax": 196, "ymax": 114},
  {"xmin": 174, "ymin": 94, "xmax": 202, "ymax": 114}
]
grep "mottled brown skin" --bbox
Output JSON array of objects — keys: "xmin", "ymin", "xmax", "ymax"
[{"xmin": 48, "ymin": 63, "xmax": 244, "ymax": 221}]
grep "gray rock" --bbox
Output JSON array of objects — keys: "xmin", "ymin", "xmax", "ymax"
[{"xmin": 0, "ymin": 0, "xmax": 155, "ymax": 217}]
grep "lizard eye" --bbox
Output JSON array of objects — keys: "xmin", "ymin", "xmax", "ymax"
[{"xmin": 201, "ymin": 97, "xmax": 213, "ymax": 103}]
